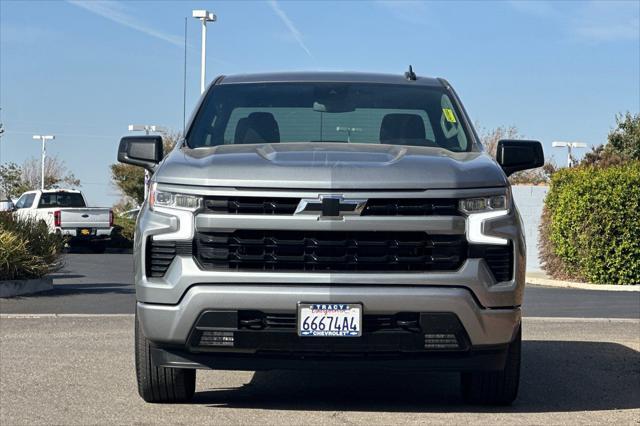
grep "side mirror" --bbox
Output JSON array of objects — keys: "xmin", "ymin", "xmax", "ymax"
[
  {"xmin": 117, "ymin": 136, "xmax": 163, "ymax": 171},
  {"xmin": 496, "ymin": 139, "xmax": 544, "ymax": 176}
]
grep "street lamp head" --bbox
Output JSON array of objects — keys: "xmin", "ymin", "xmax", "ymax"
[
  {"xmin": 33, "ymin": 135, "xmax": 55, "ymax": 141},
  {"xmin": 149, "ymin": 125, "xmax": 168, "ymax": 134},
  {"xmin": 192, "ymin": 9, "xmax": 216, "ymax": 21},
  {"xmin": 553, "ymin": 141, "xmax": 586, "ymax": 148},
  {"xmin": 128, "ymin": 124, "xmax": 167, "ymax": 135}
]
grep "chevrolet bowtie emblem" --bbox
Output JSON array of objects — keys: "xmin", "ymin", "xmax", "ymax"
[{"xmin": 294, "ymin": 195, "xmax": 367, "ymax": 218}]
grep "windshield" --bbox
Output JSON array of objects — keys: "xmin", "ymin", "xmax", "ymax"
[
  {"xmin": 15, "ymin": 193, "xmax": 35, "ymax": 209},
  {"xmin": 187, "ymin": 83, "xmax": 473, "ymax": 152},
  {"xmin": 38, "ymin": 192, "xmax": 86, "ymax": 208}
]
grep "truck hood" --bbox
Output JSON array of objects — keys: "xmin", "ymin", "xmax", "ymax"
[{"xmin": 155, "ymin": 143, "xmax": 507, "ymax": 189}]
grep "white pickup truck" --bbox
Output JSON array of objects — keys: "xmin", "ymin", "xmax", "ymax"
[{"xmin": 14, "ymin": 189, "xmax": 113, "ymax": 252}]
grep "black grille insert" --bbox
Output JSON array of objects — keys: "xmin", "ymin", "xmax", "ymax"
[
  {"xmin": 203, "ymin": 196, "xmax": 460, "ymax": 216},
  {"xmin": 194, "ymin": 230, "xmax": 467, "ymax": 272},
  {"xmin": 205, "ymin": 197, "xmax": 300, "ymax": 215},
  {"xmin": 362, "ymin": 199, "xmax": 459, "ymax": 216}
]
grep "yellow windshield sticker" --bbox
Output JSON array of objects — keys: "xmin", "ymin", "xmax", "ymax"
[{"xmin": 443, "ymin": 108, "xmax": 457, "ymax": 123}]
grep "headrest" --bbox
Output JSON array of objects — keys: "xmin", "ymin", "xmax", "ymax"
[
  {"xmin": 379, "ymin": 113, "xmax": 426, "ymax": 144},
  {"xmin": 234, "ymin": 112, "xmax": 280, "ymax": 144}
]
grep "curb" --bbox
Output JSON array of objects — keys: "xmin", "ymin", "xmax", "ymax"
[
  {"xmin": 526, "ymin": 276, "xmax": 639, "ymax": 292},
  {"xmin": 0, "ymin": 278, "xmax": 53, "ymax": 298}
]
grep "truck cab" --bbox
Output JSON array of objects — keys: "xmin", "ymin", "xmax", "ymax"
[{"xmin": 119, "ymin": 71, "xmax": 543, "ymax": 405}]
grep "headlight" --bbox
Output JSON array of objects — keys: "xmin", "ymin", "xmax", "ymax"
[
  {"xmin": 459, "ymin": 195, "xmax": 507, "ymax": 214},
  {"xmin": 460, "ymin": 194, "xmax": 509, "ymax": 245},
  {"xmin": 149, "ymin": 183, "xmax": 202, "ymax": 211}
]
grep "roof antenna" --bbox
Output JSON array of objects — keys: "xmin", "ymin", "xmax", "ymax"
[{"xmin": 405, "ymin": 65, "xmax": 417, "ymax": 81}]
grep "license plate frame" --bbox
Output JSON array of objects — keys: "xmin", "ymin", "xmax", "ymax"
[{"xmin": 297, "ymin": 303, "xmax": 362, "ymax": 337}]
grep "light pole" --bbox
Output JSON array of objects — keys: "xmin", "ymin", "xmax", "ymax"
[
  {"xmin": 192, "ymin": 9, "xmax": 216, "ymax": 94},
  {"xmin": 127, "ymin": 125, "xmax": 167, "ymax": 201},
  {"xmin": 0, "ymin": 122, "xmax": 4, "ymax": 166},
  {"xmin": 32, "ymin": 135, "xmax": 55, "ymax": 190},
  {"xmin": 0, "ymin": 108, "xmax": 5, "ymax": 165},
  {"xmin": 552, "ymin": 141, "xmax": 587, "ymax": 168}
]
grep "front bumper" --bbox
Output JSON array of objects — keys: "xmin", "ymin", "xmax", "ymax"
[{"xmin": 137, "ymin": 284, "xmax": 521, "ymax": 348}]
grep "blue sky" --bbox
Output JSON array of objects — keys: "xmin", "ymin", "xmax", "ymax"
[{"xmin": 1, "ymin": 0, "xmax": 639, "ymax": 206}]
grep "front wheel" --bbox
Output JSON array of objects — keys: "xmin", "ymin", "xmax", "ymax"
[
  {"xmin": 135, "ymin": 313, "xmax": 196, "ymax": 403},
  {"xmin": 460, "ymin": 326, "xmax": 521, "ymax": 405}
]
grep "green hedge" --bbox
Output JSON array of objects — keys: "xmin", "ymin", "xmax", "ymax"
[
  {"xmin": 110, "ymin": 216, "xmax": 136, "ymax": 248},
  {"xmin": 540, "ymin": 162, "xmax": 640, "ymax": 284},
  {"xmin": 0, "ymin": 213, "xmax": 65, "ymax": 280}
]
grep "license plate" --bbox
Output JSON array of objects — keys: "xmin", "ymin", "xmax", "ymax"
[
  {"xmin": 297, "ymin": 303, "xmax": 362, "ymax": 337},
  {"xmin": 79, "ymin": 228, "xmax": 91, "ymax": 236}
]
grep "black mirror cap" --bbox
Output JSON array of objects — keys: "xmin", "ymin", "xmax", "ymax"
[
  {"xmin": 117, "ymin": 136, "xmax": 164, "ymax": 171},
  {"xmin": 496, "ymin": 139, "xmax": 544, "ymax": 176}
]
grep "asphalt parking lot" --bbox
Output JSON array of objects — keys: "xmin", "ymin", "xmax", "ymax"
[
  {"xmin": 2, "ymin": 254, "xmax": 639, "ymax": 318},
  {"xmin": 1, "ymin": 254, "xmax": 639, "ymax": 424}
]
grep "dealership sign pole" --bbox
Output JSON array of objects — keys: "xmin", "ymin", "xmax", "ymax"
[{"xmin": 32, "ymin": 135, "xmax": 55, "ymax": 190}]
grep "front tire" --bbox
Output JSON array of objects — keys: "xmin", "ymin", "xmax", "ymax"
[
  {"xmin": 461, "ymin": 326, "xmax": 521, "ymax": 405},
  {"xmin": 135, "ymin": 313, "xmax": 196, "ymax": 403}
]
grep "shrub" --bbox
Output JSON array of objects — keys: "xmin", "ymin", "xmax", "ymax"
[
  {"xmin": 539, "ymin": 162, "xmax": 640, "ymax": 284},
  {"xmin": 0, "ymin": 231, "xmax": 49, "ymax": 280},
  {"xmin": 110, "ymin": 216, "xmax": 136, "ymax": 248},
  {"xmin": 0, "ymin": 213, "xmax": 64, "ymax": 280}
]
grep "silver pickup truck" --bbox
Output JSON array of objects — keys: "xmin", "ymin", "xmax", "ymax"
[{"xmin": 118, "ymin": 71, "xmax": 543, "ymax": 405}]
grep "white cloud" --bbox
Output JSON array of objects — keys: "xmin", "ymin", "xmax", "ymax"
[
  {"xmin": 67, "ymin": 0, "xmax": 184, "ymax": 47},
  {"xmin": 267, "ymin": 0, "xmax": 314, "ymax": 60}
]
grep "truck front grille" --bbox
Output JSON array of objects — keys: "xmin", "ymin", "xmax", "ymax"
[
  {"xmin": 194, "ymin": 230, "xmax": 467, "ymax": 272},
  {"xmin": 203, "ymin": 197, "xmax": 460, "ymax": 216}
]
